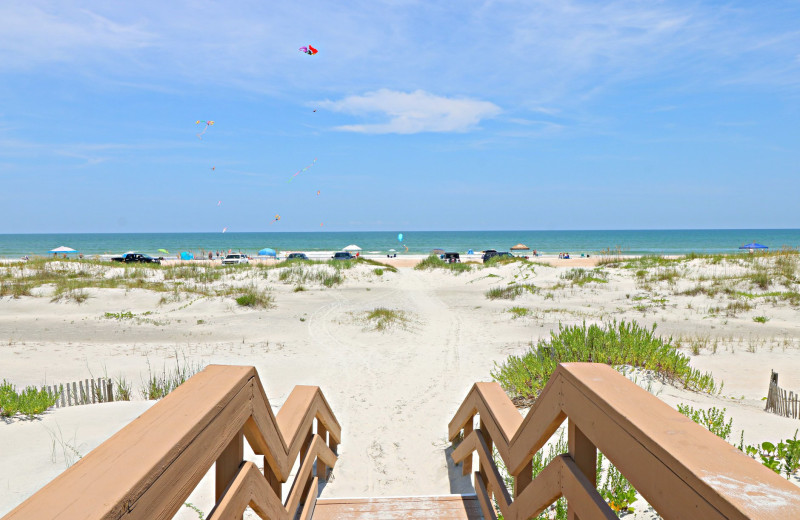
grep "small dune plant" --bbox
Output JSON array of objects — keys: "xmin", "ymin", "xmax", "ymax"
[
  {"xmin": 415, "ymin": 254, "xmax": 472, "ymax": 274},
  {"xmin": 364, "ymin": 307, "xmax": 408, "ymax": 331},
  {"xmin": 485, "ymin": 283, "xmax": 537, "ymax": 300},
  {"xmin": 0, "ymin": 379, "xmax": 58, "ymax": 419},
  {"xmin": 235, "ymin": 286, "xmax": 274, "ymax": 308}
]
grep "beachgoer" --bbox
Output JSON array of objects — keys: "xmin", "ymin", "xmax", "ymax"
[{"xmin": 209, "ymin": 252, "xmax": 213, "ymax": 260}]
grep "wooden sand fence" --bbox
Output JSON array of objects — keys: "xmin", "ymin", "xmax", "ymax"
[
  {"xmin": 765, "ymin": 370, "xmax": 800, "ymax": 419},
  {"xmin": 45, "ymin": 378, "xmax": 115, "ymax": 408}
]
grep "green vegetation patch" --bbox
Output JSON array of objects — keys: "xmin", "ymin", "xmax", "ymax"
[
  {"xmin": 485, "ymin": 283, "xmax": 537, "ymax": 300},
  {"xmin": 508, "ymin": 306, "xmax": 533, "ymax": 319},
  {"xmin": 561, "ymin": 268, "xmax": 608, "ymax": 286},
  {"xmin": 492, "ymin": 321, "xmax": 718, "ymax": 405},
  {"xmin": 414, "ymin": 255, "xmax": 473, "ymax": 274},
  {"xmin": 0, "ymin": 380, "xmax": 58, "ymax": 419},
  {"xmin": 364, "ymin": 307, "xmax": 409, "ymax": 331},
  {"xmin": 235, "ymin": 286, "xmax": 274, "ymax": 308}
]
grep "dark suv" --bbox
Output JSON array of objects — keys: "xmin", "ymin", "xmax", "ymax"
[
  {"xmin": 332, "ymin": 252, "xmax": 354, "ymax": 260},
  {"xmin": 443, "ymin": 252, "xmax": 461, "ymax": 263},
  {"xmin": 113, "ymin": 253, "xmax": 161, "ymax": 264},
  {"xmin": 286, "ymin": 253, "xmax": 309, "ymax": 260}
]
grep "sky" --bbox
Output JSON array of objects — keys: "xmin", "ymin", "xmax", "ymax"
[{"xmin": 1, "ymin": 0, "xmax": 799, "ymax": 233}]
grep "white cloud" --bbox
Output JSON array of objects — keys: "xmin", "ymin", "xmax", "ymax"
[{"xmin": 319, "ymin": 89, "xmax": 501, "ymax": 134}]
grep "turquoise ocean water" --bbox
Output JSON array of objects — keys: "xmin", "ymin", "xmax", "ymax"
[{"xmin": 0, "ymin": 230, "xmax": 798, "ymax": 258}]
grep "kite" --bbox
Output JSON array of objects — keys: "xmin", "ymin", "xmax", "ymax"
[
  {"xmin": 287, "ymin": 158, "xmax": 317, "ymax": 183},
  {"xmin": 398, "ymin": 233, "xmax": 403, "ymax": 242},
  {"xmin": 217, "ymin": 201, "xmax": 222, "ymax": 206},
  {"xmin": 196, "ymin": 120, "xmax": 214, "ymax": 139},
  {"xmin": 320, "ymin": 223, "xmax": 324, "ymax": 227},
  {"xmin": 404, "ymin": 244, "xmax": 409, "ymax": 252},
  {"xmin": 222, "ymin": 227, "xmax": 228, "ymax": 233},
  {"xmin": 316, "ymin": 190, "xmax": 321, "ymax": 196},
  {"xmin": 299, "ymin": 45, "xmax": 318, "ymax": 55},
  {"xmin": 270, "ymin": 214, "xmax": 281, "ymax": 225},
  {"xmin": 210, "ymin": 167, "xmax": 216, "ymax": 171}
]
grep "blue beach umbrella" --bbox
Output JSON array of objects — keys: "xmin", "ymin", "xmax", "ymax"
[
  {"xmin": 739, "ymin": 243, "xmax": 768, "ymax": 250},
  {"xmin": 258, "ymin": 248, "xmax": 276, "ymax": 257}
]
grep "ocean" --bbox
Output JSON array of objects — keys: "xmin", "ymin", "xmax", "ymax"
[{"xmin": 0, "ymin": 229, "xmax": 798, "ymax": 258}]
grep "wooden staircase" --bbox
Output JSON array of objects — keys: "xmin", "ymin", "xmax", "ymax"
[
  {"xmin": 5, "ymin": 363, "xmax": 800, "ymax": 519},
  {"xmin": 312, "ymin": 495, "xmax": 483, "ymax": 519}
]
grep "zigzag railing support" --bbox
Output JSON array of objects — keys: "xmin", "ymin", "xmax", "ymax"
[
  {"xmin": 449, "ymin": 362, "xmax": 800, "ymax": 520},
  {"xmin": 3, "ymin": 365, "xmax": 341, "ymax": 520}
]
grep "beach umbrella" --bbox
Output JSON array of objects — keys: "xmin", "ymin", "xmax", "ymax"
[
  {"xmin": 258, "ymin": 248, "xmax": 277, "ymax": 257},
  {"xmin": 180, "ymin": 252, "xmax": 194, "ymax": 260},
  {"xmin": 158, "ymin": 249, "xmax": 169, "ymax": 254},
  {"xmin": 343, "ymin": 244, "xmax": 361, "ymax": 251},
  {"xmin": 511, "ymin": 243, "xmax": 530, "ymax": 251},
  {"xmin": 48, "ymin": 246, "xmax": 78, "ymax": 254},
  {"xmin": 739, "ymin": 243, "xmax": 768, "ymax": 250},
  {"xmin": 432, "ymin": 248, "xmax": 445, "ymax": 254}
]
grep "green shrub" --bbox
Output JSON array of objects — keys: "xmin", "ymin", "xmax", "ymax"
[
  {"xmin": 322, "ymin": 272, "xmax": 343, "ymax": 287},
  {"xmin": 0, "ymin": 380, "xmax": 58, "ymax": 419},
  {"xmin": 235, "ymin": 286, "xmax": 273, "ymax": 308},
  {"xmin": 677, "ymin": 403, "xmax": 732, "ymax": 441},
  {"xmin": 492, "ymin": 321, "xmax": 718, "ymax": 405},
  {"xmin": 508, "ymin": 307, "xmax": 532, "ymax": 318},
  {"xmin": 374, "ymin": 268, "xmax": 384, "ymax": 276},
  {"xmin": 753, "ymin": 315, "xmax": 769, "ymax": 324}
]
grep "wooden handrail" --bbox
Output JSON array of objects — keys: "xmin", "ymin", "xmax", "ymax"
[
  {"xmin": 449, "ymin": 363, "xmax": 800, "ymax": 520},
  {"xmin": 3, "ymin": 365, "xmax": 340, "ymax": 520}
]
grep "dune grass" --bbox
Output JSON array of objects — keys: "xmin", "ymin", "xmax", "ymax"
[
  {"xmin": 485, "ymin": 283, "xmax": 537, "ymax": 300},
  {"xmin": 235, "ymin": 286, "xmax": 274, "ymax": 308},
  {"xmin": 364, "ymin": 307, "xmax": 408, "ymax": 331},
  {"xmin": 415, "ymin": 254, "xmax": 473, "ymax": 274},
  {"xmin": 492, "ymin": 321, "xmax": 719, "ymax": 406},
  {"xmin": 561, "ymin": 268, "xmax": 608, "ymax": 285}
]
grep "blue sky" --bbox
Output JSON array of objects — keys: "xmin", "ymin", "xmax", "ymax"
[{"xmin": 1, "ymin": 1, "xmax": 799, "ymax": 233}]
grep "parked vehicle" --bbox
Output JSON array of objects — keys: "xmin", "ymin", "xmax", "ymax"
[
  {"xmin": 286, "ymin": 253, "xmax": 309, "ymax": 260},
  {"xmin": 222, "ymin": 253, "xmax": 249, "ymax": 265},
  {"xmin": 443, "ymin": 252, "xmax": 461, "ymax": 263},
  {"xmin": 332, "ymin": 252, "xmax": 354, "ymax": 260},
  {"xmin": 111, "ymin": 253, "xmax": 161, "ymax": 264}
]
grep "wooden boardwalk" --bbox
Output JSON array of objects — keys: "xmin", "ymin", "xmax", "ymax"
[{"xmin": 313, "ymin": 495, "xmax": 483, "ymax": 519}]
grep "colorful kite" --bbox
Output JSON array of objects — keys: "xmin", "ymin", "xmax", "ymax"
[
  {"xmin": 398, "ymin": 233, "xmax": 403, "ymax": 242},
  {"xmin": 404, "ymin": 244, "xmax": 409, "ymax": 252},
  {"xmin": 316, "ymin": 190, "xmax": 321, "ymax": 196},
  {"xmin": 287, "ymin": 158, "xmax": 317, "ymax": 183},
  {"xmin": 222, "ymin": 227, "xmax": 228, "ymax": 233},
  {"xmin": 210, "ymin": 167, "xmax": 216, "ymax": 171},
  {"xmin": 299, "ymin": 45, "xmax": 318, "ymax": 55},
  {"xmin": 217, "ymin": 201, "xmax": 222, "ymax": 206},
  {"xmin": 196, "ymin": 120, "xmax": 214, "ymax": 139},
  {"xmin": 270, "ymin": 214, "xmax": 281, "ymax": 225}
]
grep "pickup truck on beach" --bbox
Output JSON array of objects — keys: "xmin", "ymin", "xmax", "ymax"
[{"xmin": 111, "ymin": 253, "xmax": 161, "ymax": 264}]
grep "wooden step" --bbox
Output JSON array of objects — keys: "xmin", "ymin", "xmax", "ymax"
[{"xmin": 312, "ymin": 494, "xmax": 484, "ymax": 519}]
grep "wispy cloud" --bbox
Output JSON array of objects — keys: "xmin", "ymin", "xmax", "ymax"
[{"xmin": 319, "ymin": 89, "xmax": 501, "ymax": 134}]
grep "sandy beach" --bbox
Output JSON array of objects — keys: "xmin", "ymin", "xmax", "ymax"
[{"xmin": 2, "ymin": 254, "xmax": 800, "ymax": 518}]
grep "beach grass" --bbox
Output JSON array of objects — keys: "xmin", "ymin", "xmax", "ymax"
[
  {"xmin": 140, "ymin": 356, "xmax": 205, "ymax": 400},
  {"xmin": 235, "ymin": 286, "xmax": 273, "ymax": 308},
  {"xmin": 491, "ymin": 321, "xmax": 719, "ymax": 406},
  {"xmin": 560, "ymin": 268, "xmax": 608, "ymax": 285},
  {"xmin": 414, "ymin": 255, "xmax": 473, "ymax": 274},
  {"xmin": 364, "ymin": 307, "xmax": 408, "ymax": 331},
  {"xmin": 485, "ymin": 283, "xmax": 537, "ymax": 300}
]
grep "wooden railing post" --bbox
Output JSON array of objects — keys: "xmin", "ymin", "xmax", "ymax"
[
  {"xmin": 300, "ymin": 427, "xmax": 314, "ymax": 466},
  {"xmin": 216, "ymin": 428, "xmax": 243, "ymax": 520},
  {"xmin": 317, "ymin": 420, "xmax": 328, "ymax": 480},
  {"xmin": 513, "ymin": 459, "xmax": 533, "ymax": 498},
  {"xmin": 568, "ymin": 418, "xmax": 596, "ymax": 520},
  {"xmin": 462, "ymin": 414, "xmax": 474, "ymax": 476},
  {"xmin": 263, "ymin": 456, "xmax": 282, "ymax": 500},
  {"xmin": 479, "ymin": 418, "xmax": 493, "ymax": 491}
]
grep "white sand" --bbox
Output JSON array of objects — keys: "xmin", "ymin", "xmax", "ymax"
[{"xmin": 1, "ymin": 257, "xmax": 799, "ymax": 517}]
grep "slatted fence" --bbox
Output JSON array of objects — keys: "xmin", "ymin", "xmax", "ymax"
[
  {"xmin": 765, "ymin": 370, "xmax": 799, "ymax": 419},
  {"xmin": 45, "ymin": 378, "xmax": 115, "ymax": 408}
]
